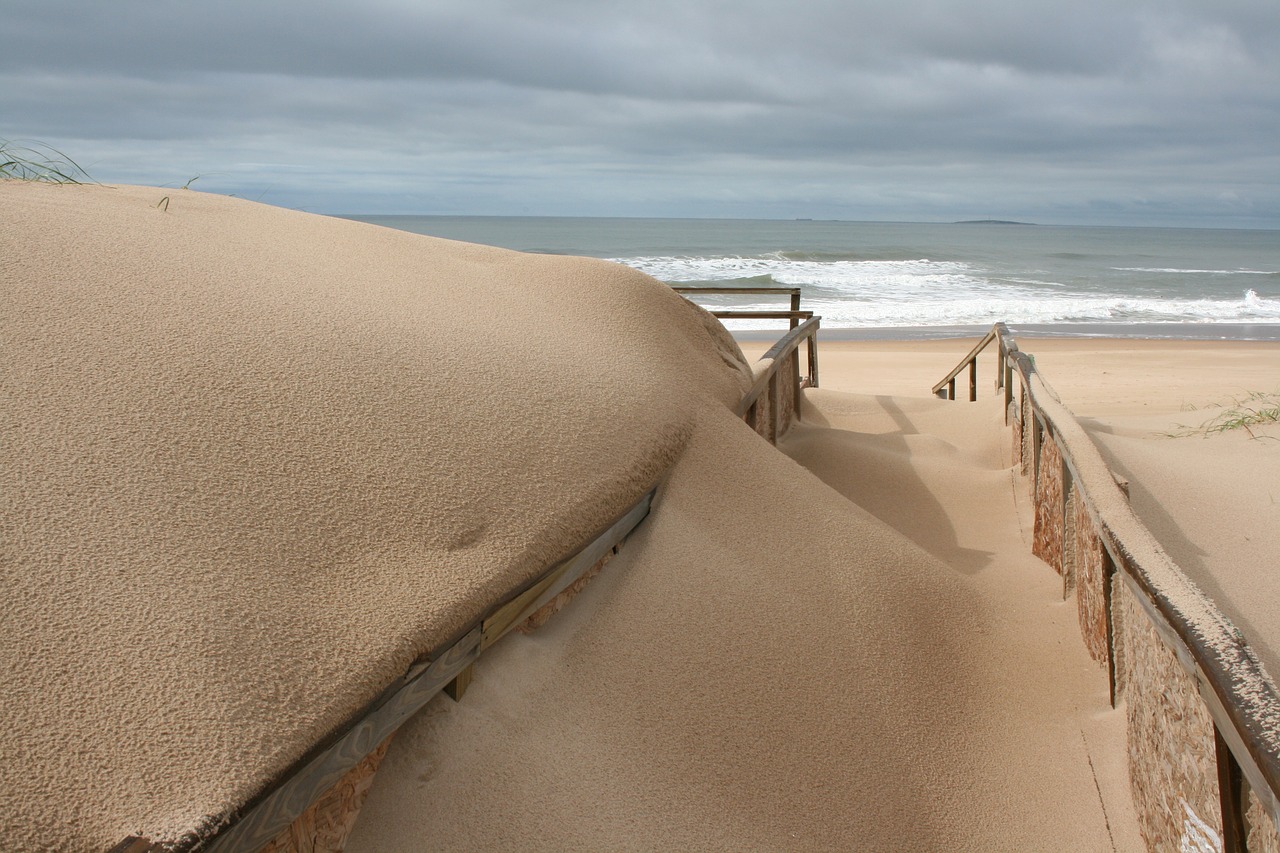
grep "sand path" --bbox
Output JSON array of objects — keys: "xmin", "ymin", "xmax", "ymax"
[{"xmin": 348, "ymin": 385, "xmax": 1142, "ymax": 850}]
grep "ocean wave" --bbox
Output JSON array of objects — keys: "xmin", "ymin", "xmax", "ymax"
[
  {"xmin": 617, "ymin": 254, "xmax": 1280, "ymax": 328},
  {"xmin": 614, "ymin": 255, "xmax": 986, "ymax": 297},
  {"xmin": 1112, "ymin": 267, "xmax": 1279, "ymax": 275},
  {"xmin": 687, "ymin": 289, "xmax": 1280, "ymax": 329}
]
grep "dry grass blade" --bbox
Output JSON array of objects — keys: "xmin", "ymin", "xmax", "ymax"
[
  {"xmin": 1166, "ymin": 390, "xmax": 1280, "ymax": 440},
  {"xmin": 0, "ymin": 138, "xmax": 94, "ymax": 183}
]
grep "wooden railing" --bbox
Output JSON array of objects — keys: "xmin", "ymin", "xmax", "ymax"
[
  {"xmin": 929, "ymin": 323, "xmax": 1017, "ymax": 403},
  {"xmin": 110, "ymin": 489, "xmax": 659, "ymax": 853},
  {"xmin": 936, "ymin": 324, "xmax": 1280, "ymax": 851},
  {"xmin": 674, "ymin": 286, "xmax": 820, "ymax": 443},
  {"xmin": 671, "ymin": 286, "xmax": 803, "ymax": 328},
  {"xmin": 736, "ymin": 316, "xmax": 820, "ymax": 443}
]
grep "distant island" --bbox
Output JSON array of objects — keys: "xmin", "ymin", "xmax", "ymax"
[{"xmin": 953, "ymin": 219, "xmax": 1037, "ymax": 225}]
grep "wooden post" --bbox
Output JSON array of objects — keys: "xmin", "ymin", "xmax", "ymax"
[
  {"xmin": 1003, "ymin": 358, "xmax": 1013, "ymax": 425},
  {"xmin": 1216, "ymin": 725, "xmax": 1249, "ymax": 853},
  {"xmin": 948, "ymin": 377, "xmax": 956, "ymax": 400},
  {"xmin": 1104, "ymin": 548, "xmax": 1119, "ymax": 707},
  {"xmin": 969, "ymin": 358, "xmax": 978, "ymax": 402},
  {"xmin": 444, "ymin": 663, "xmax": 474, "ymax": 701},
  {"xmin": 1031, "ymin": 414, "xmax": 1044, "ymax": 484},
  {"xmin": 790, "ymin": 290, "xmax": 801, "ymax": 330},
  {"xmin": 807, "ymin": 332, "xmax": 819, "ymax": 388},
  {"xmin": 770, "ymin": 372, "xmax": 781, "ymax": 442},
  {"xmin": 1060, "ymin": 451, "xmax": 1073, "ymax": 598},
  {"xmin": 791, "ymin": 349, "xmax": 802, "ymax": 420}
]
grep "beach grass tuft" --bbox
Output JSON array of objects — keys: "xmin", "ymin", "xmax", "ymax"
[
  {"xmin": 1, "ymin": 138, "xmax": 93, "ymax": 183},
  {"xmin": 1167, "ymin": 390, "xmax": 1280, "ymax": 440}
]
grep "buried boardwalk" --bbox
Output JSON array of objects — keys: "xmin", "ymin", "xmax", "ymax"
[
  {"xmin": 348, "ymin": 385, "xmax": 1143, "ymax": 850},
  {"xmin": 0, "ymin": 182, "xmax": 749, "ymax": 850},
  {"xmin": 1026, "ymin": 339, "xmax": 1280, "ymax": 684}
]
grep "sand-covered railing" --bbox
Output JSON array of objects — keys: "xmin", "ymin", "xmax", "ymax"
[
  {"xmin": 674, "ymin": 286, "xmax": 820, "ymax": 443},
  {"xmin": 4, "ymin": 183, "xmax": 763, "ymax": 853},
  {"xmin": 108, "ymin": 490, "xmax": 658, "ymax": 853},
  {"xmin": 936, "ymin": 324, "xmax": 1280, "ymax": 852}
]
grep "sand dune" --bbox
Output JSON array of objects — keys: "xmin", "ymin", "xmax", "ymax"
[
  {"xmin": 1, "ymin": 182, "xmax": 748, "ymax": 850},
  {"xmin": 9, "ymin": 181, "xmax": 1272, "ymax": 850},
  {"xmin": 348, "ymin": 390, "xmax": 1139, "ymax": 851}
]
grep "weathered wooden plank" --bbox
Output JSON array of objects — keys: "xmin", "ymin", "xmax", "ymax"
[
  {"xmin": 483, "ymin": 493, "xmax": 653, "ymax": 652},
  {"xmin": 188, "ymin": 488, "xmax": 657, "ymax": 852},
  {"xmin": 1217, "ymin": 725, "xmax": 1249, "ymax": 853},
  {"xmin": 670, "ymin": 286, "xmax": 801, "ymax": 297},
  {"xmin": 202, "ymin": 629, "xmax": 482, "ymax": 853},
  {"xmin": 735, "ymin": 317, "xmax": 820, "ymax": 419},
  {"xmin": 482, "ymin": 561, "xmax": 574, "ymax": 650}
]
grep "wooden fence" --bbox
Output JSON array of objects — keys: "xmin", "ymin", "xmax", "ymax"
[
  {"xmin": 936, "ymin": 323, "xmax": 1280, "ymax": 852},
  {"xmin": 675, "ymin": 285, "xmax": 820, "ymax": 442}
]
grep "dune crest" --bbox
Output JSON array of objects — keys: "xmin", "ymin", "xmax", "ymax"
[{"xmin": 0, "ymin": 182, "xmax": 748, "ymax": 849}]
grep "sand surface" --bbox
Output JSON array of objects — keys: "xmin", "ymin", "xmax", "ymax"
[
  {"xmin": 348, "ymin": 359, "xmax": 1141, "ymax": 850},
  {"xmin": 748, "ymin": 337, "xmax": 1280, "ymax": 683},
  {"xmin": 9, "ymin": 180, "xmax": 1267, "ymax": 850},
  {"xmin": 1, "ymin": 182, "xmax": 750, "ymax": 850}
]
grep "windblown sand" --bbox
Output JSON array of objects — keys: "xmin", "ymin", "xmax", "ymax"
[
  {"xmin": 347, "ymin": 351, "xmax": 1144, "ymax": 850},
  {"xmin": 1, "ymin": 182, "xmax": 749, "ymax": 850},
  {"xmin": 8, "ymin": 180, "xmax": 1267, "ymax": 850}
]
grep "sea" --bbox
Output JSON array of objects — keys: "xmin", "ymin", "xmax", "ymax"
[{"xmin": 341, "ymin": 216, "xmax": 1280, "ymax": 340}]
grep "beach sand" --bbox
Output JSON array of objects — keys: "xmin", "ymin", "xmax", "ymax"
[
  {"xmin": 347, "ymin": 339, "xmax": 1163, "ymax": 851},
  {"xmin": 7, "ymin": 180, "xmax": 1275, "ymax": 850},
  {"xmin": 1, "ymin": 182, "xmax": 748, "ymax": 850}
]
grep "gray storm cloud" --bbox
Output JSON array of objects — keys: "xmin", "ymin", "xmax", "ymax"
[{"xmin": 3, "ymin": 0, "xmax": 1277, "ymax": 225}]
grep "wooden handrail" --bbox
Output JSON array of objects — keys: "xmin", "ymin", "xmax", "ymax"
[
  {"xmin": 113, "ymin": 489, "xmax": 660, "ymax": 853},
  {"xmin": 936, "ymin": 324, "xmax": 1280, "ymax": 845},
  {"xmin": 733, "ymin": 316, "xmax": 821, "ymax": 446},
  {"xmin": 708, "ymin": 310, "xmax": 812, "ymax": 321},
  {"xmin": 930, "ymin": 323, "xmax": 1013, "ymax": 400},
  {"xmin": 671, "ymin": 284, "xmax": 820, "ymax": 442},
  {"xmin": 736, "ymin": 316, "xmax": 821, "ymax": 418},
  {"xmin": 674, "ymin": 285, "xmax": 804, "ymax": 329},
  {"xmin": 671, "ymin": 286, "xmax": 801, "ymax": 298}
]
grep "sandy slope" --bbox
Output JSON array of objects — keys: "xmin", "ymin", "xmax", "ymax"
[
  {"xmin": 1, "ymin": 182, "xmax": 749, "ymax": 850},
  {"xmin": 348, "ymin": 389, "xmax": 1139, "ymax": 850}
]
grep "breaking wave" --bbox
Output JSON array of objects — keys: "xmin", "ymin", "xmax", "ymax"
[{"xmin": 614, "ymin": 255, "xmax": 1280, "ymax": 328}]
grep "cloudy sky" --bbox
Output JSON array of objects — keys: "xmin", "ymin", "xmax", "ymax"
[{"xmin": 5, "ymin": 0, "xmax": 1279, "ymax": 227}]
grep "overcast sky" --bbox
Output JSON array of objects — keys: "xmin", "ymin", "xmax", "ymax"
[{"xmin": 5, "ymin": 0, "xmax": 1279, "ymax": 227}]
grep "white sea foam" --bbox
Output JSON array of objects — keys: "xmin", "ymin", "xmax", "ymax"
[
  {"xmin": 616, "ymin": 255, "xmax": 1280, "ymax": 328},
  {"xmin": 1112, "ymin": 267, "xmax": 1278, "ymax": 275}
]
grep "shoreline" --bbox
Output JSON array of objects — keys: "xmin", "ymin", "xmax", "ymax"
[{"xmin": 730, "ymin": 322, "xmax": 1280, "ymax": 342}]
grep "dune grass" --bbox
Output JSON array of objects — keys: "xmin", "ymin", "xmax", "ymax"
[
  {"xmin": 1, "ymin": 139, "xmax": 93, "ymax": 183},
  {"xmin": 1168, "ymin": 390, "xmax": 1280, "ymax": 440}
]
